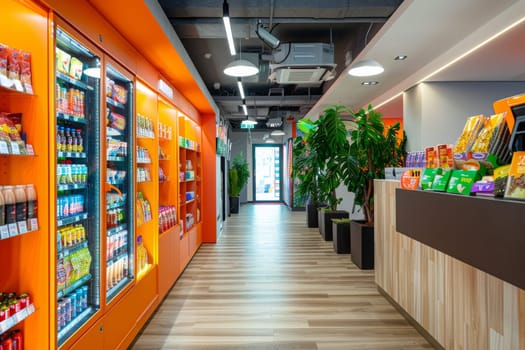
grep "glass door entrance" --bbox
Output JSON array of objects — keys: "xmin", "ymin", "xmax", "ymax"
[{"xmin": 253, "ymin": 145, "xmax": 281, "ymax": 201}]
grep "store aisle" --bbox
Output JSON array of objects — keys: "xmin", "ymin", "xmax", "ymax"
[{"xmin": 131, "ymin": 204, "xmax": 432, "ymax": 350}]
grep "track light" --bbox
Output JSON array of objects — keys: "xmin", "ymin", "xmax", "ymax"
[
  {"xmin": 256, "ymin": 24, "xmax": 280, "ymax": 49},
  {"xmin": 222, "ymin": 1, "xmax": 236, "ymax": 55},
  {"xmin": 271, "ymin": 130, "xmax": 285, "ymax": 136},
  {"xmin": 237, "ymin": 79, "xmax": 245, "ymax": 99}
]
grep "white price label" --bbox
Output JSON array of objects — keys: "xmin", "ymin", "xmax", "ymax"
[
  {"xmin": 30, "ymin": 218, "xmax": 39, "ymax": 231},
  {"xmin": 17, "ymin": 220, "xmax": 28, "ymax": 234},
  {"xmin": 8, "ymin": 223, "xmax": 18, "ymax": 237},
  {"xmin": 0, "ymin": 141, "xmax": 9, "ymax": 154},
  {"xmin": 0, "ymin": 225, "xmax": 9, "ymax": 239},
  {"xmin": 13, "ymin": 80, "xmax": 24, "ymax": 92},
  {"xmin": 10, "ymin": 142, "xmax": 20, "ymax": 155},
  {"xmin": 0, "ymin": 317, "xmax": 15, "ymax": 333},
  {"xmin": 26, "ymin": 144, "xmax": 35, "ymax": 155}
]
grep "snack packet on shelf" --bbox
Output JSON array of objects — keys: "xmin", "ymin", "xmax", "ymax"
[
  {"xmin": 0, "ymin": 43, "xmax": 8, "ymax": 79},
  {"xmin": 20, "ymin": 51, "xmax": 33, "ymax": 93},
  {"xmin": 471, "ymin": 113, "xmax": 505, "ymax": 153},
  {"xmin": 69, "ymin": 56, "xmax": 83, "ymax": 80},
  {"xmin": 504, "ymin": 151, "xmax": 525, "ymax": 200},
  {"xmin": 453, "ymin": 115, "xmax": 488, "ymax": 154},
  {"xmin": 56, "ymin": 47, "xmax": 71, "ymax": 75},
  {"xmin": 494, "ymin": 164, "xmax": 510, "ymax": 197}
]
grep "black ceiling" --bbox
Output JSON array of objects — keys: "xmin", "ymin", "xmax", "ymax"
[{"xmin": 159, "ymin": 0, "xmax": 403, "ymax": 129}]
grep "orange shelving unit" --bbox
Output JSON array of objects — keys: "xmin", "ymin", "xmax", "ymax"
[
  {"xmin": 178, "ymin": 114, "xmax": 203, "ymax": 268},
  {"xmin": 0, "ymin": 1, "xmax": 51, "ymax": 348},
  {"xmin": 3, "ymin": 0, "xmax": 216, "ymax": 348},
  {"xmin": 157, "ymin": 97, "xmax": 181, "ymax": 297}
]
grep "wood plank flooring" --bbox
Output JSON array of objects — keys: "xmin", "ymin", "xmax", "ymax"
[{"xmin": 131, "ymin": 204, "xmax": 433, "ymax": 350}]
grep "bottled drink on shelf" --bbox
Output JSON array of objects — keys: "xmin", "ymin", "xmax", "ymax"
[
  {"xmin": 76, "ymin": 129, "xmax": 83, "ymax": 153},
  {"xmin": 14, "ymin": 185, "xmax": 27, "ymax": 223},
  {"xmin": 2, "ymin": 186, "xmax": 16, "ymax": 225}
]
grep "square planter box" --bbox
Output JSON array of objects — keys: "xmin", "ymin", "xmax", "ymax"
[
  {"xmin": 307, "ymin": 203, "xmax": 323, "ymax": 228},
  {"xmin": 350, "ymin": 220, "xmax": 374, "ymax": 269},
  {"xmin": 332, "ymin": 220, "xmax": 351, "ymax": 254},
  {"xmin": 319, "ymin": 210, "xmax": 349, "ymax": 241}
]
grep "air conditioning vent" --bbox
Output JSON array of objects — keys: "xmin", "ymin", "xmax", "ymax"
[{"xmin": 269, "ymin": 43, "xmax": 336, "ymax": 84}]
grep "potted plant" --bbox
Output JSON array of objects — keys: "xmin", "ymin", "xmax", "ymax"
[
  {"xmin": 292, "ymin": 118, "xmax": 323, "ymax": 227},
  {"xmin": 306, "ymin": 105, "xmax": 350, "ymax": 240},
  {"xmin": 332, "ymin": 218, "xmax": 351, "ymax": 254},
  {"xmin": 228, "ymin": 153, "xmax": 250, "ymax": 214},
  {"xmin": 343, "ymin": 104, "xmax": 405, "ymax": 268}
]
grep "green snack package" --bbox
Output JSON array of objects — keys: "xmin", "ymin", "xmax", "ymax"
[
  {"xmin": 446, "ymin": 170, "xmax": 480, "ymax": 195},
  {"xmin": 431, "ymin": 169, "xmax": 453, "ymax": 191},
  {"xmin": 420, "ymin": 168, "xmax": 442, "ymax": 190}
]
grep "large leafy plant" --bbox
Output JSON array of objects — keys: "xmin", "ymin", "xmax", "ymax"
[
  {"xmin": 228, "ymin": 153, "xmax": 250, "ymax": 197},
  {"xmin": 293, "ymin": 106, "xmax": 350, "ymax": 211},
  {"xmin": 343, "ymin": 104, "xmax": 404, "ymax": 224}
]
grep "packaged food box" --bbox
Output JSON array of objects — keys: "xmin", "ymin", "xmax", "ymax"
[
  {"xmin": 431, "ymin": 169, "xmax": 453, "ymax": 191},
  {"xmin": 420, "ymin": 168, "xmax": 441, "ymax": 190},
  {"xmin": 69, "ymin": 56, "xmax": 83, "ymax": 80},
  {"xmin": 400, "ymin": 169, "xmax": 421, "ymax": 190},
  {"xmin": 471, "ymin": 176, "xmax": 495, "ymax": 196},
  {"xmin": 113, "ymin": 84, "xmax": 127, "ymax": 104},
  {"xmin": 494, "ymin": 164, "xmax": 510, "ymax": 197},
  {"xmin": 504, "ymin": 151, "xmax": 525, "ymax": 200},
  {"xmin": 56, "ymin": 47, "xmax": 71, "ymax": 75},
  {"xmin": 446, "ymin": 170, "xmax": 480, "ymax": 195}
]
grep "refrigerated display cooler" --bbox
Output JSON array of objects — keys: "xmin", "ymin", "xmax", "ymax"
[
  {"xmin": 54, "ymin": 27, "xmax": 101, "ymax": 346},
  {"xmin": 104, "ymin": 62, "xmax": 135, "ymax": 303}
]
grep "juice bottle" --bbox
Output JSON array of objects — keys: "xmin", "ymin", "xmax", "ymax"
[
  {"xmin": 66, "ymin": 128, "xmax": 73, "ymax": 152},
  {"xmin": 0, "ymin": 187, "xmax": 5, "ymax": 227},
  {"xmin": 2, "ymin": 186, "xmax": 16, "ymax": 225},
  {"xmin": 76, "ymin": 129, "xmax": 83, "ymax": 153},
  {"xmin": 60, "ymin": 127, "xmax": 67, "ymax": 152},
  {"xmin": 14, "ymin": 185, "xmax": 27, "ymax": 223},
  {"xmin": 25, "ymin": 184, "xmax": 37, "ymax": 221},
  {"xmin": 57, "ymin": 127, "xmax": 62, "ymax": 152}
]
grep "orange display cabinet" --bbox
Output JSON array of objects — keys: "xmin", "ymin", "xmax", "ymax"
[
  {"xmin": 0, "ymin": 1, "xmax": 51, "ymax": 348},
  {"xmin": 157, "ymin": 96, "xmax": 181, "ymax": 297},
  {"xmin": 134, "ymin": 80, "xmax": 158, "ymax": 282},
  {"xmin": 178, "ymin": 113, "xmax": 203, "ymax": 269}
]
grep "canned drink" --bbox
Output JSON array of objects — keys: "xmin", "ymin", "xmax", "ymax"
[
  {"xmin": 81, "ymin": 286, "xmax": 88, "ymax": 310},
  {"xmin": 75, "ymin": 290, "xmax": 83, "ymax": 315},
  {"xmin": 0, "ymin": 304, "xmax": 9, "ymax": 321},
  {"xmin": 63, "ymin": 297, "xmax": 71, "ymax": 324},
  {"xmin": 18, "ymin": 293, "xmax": 30, "ymax": 309},
  {"xmin": 69, "ymin": 293, "xmax": 77, "ymax": 319}
]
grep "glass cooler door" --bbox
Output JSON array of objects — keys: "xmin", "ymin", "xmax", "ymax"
[
  {"xmin": 104, "ymin": 63, "xmax": 135, "ymax": 303},
  {"xmin": 55, "ymin": 27, "xmax": 101, "ymax": 346}
]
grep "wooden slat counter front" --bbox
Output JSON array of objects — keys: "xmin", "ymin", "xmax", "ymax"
[{"xmin": 374, "ymin": 180, "xmax": 525, "ymax": 350}]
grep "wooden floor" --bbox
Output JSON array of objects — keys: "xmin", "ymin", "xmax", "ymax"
[{"xmin": 131, "ymin": 204, "xmax": 433, "ymax": 350}]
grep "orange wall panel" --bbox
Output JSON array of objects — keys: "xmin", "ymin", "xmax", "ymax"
[{"xmin": 201, "ymin": 114, "xmax": 217, "ymax": 243}]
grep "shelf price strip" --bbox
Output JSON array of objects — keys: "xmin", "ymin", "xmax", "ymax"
[{"xmin": 0, "ymin": 303, "xmax": 36, "ymax": 335}]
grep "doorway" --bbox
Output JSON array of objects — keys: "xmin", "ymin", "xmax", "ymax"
[{"xmin": 253, "ymin": 145, "xmax": 282, "ymax": 202}]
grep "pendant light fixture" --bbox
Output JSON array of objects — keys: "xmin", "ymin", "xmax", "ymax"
[
  {"xmin": 223, "ymin": 33, "xmax": 259, "ymax": 77},
  {"xmin": 241, "ymin": 117, "xmax": 257, "ymax": 125},
  {"xmin": 348, "ymin": 59, "xmax": 384, "ymax": 77},
  {"xmin": 270, "ymin": 130, "xmax": 286, "ymax": 136}
]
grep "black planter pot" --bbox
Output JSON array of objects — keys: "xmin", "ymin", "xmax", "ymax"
[
  {"xmin": 307, "ymin": 203, "xmax": 322, "ymax": 228},
  {"xmin": 332, "ymin": 221, "xmax": 351, "ymax": 254},
  {"xmin": 229, "ymin": 196, "xmax": 240, "ymax": 214},
  {"xmin": 350, "ymin": 220, "xmax": 374, "ymax": 269},
  {"xmin": 319, "ymin": 210, "xmax": 349, "ymax": 241}
]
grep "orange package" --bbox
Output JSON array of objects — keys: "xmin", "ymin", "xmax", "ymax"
[
  {"xmin": 7, "ymin": 47, "xmax": 21, "ymax": 82},
  {"xmin": 0, "ymin": 43, "xmax": 8, "ymax": 78},
  {"xmin": 20, "ymin": 51, "xmax": 33, "ymax": 93}
]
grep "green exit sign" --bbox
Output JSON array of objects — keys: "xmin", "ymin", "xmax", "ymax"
[{"xmin": 240, "ymin": 123, "xmax": 255, "ymax": 129}]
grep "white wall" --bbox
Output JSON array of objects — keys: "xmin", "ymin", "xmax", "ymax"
[{"xmin": 404, "ymin": 82, "xmax": 525, "ymax": 151}]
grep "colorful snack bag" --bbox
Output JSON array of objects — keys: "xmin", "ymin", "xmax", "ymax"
[
  {"xmin": 20, "ymin": 51, "xmax": 33, "ymax": 93},
  {"xmin": 69, "ymin": 57, "xmax": 83, "ymax": 80},
  {"xmin": 56, "ymin": 47, "xmax": 71, "ymax": 75},
  {"xmin": 0, "ymin": 43, "xmax": 8, "ymax": 78}
]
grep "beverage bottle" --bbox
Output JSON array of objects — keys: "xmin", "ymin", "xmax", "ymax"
[
  {"xmin": 14, "ymin": 185, "xmax": 27, "ymax": 223},
  {"xmin": 25, "ymin": 184, "xmax": 38, "ymax": 222},
  {"xmin": 0, "ymin": 187, "xmax": 5, "ymax": 226},
  {"xmin": 71, "ymin": 129, "xmax": 78, "ymax": 152},
  {"xmin": 57, "ymin": 127, "xmax": 62, "ymax": 152},
  {"xmin": 79, "ymin": 91, "xmax": 85, "ymax": 118},
  {"xmin": 60, "ymin": 127, "xmax": 67, "ymax": 152},
  {"xmin": 66, "ymin": 128, "xmax": 73, "ymax": 152},
  {"xmin": 2, "ymin": 186, "xmax": 16, "ymax": 225},
  {"xmin": 76, "ymin": 129, "xmax": 83, "ymax": 153}
]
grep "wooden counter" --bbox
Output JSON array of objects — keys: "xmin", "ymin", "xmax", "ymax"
[{"xmin": 375, "ymin": 180, "xmax": 525, "ymax": 350}]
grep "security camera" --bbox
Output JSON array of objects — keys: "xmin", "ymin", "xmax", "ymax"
[{"xmin": 256, "ymin": 24, "xmax": 280, "ymax": 49}]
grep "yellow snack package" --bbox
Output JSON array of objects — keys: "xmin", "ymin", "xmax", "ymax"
[{"xmin": 454, "ymin": 115, "xmax": 487, "ymax": 153}]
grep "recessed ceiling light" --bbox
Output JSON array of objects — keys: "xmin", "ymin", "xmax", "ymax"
[
  {"xmin": 362, "ymin": 81, "xmax": 379, "ymax": 86},
  {"xmin": 394, "ymin": 55, "xmax": 408, "ymax": 60}
]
